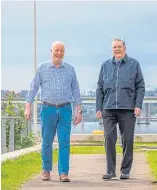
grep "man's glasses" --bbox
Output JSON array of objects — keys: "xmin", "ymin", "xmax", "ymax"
[{"xmin": 112, "ymin": 45, "xmax": 123, "ymax": 49}]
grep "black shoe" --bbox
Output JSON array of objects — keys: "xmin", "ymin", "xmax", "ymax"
[
  {"xmin": 120, "ymin": 173, "xmax": 130, "ymax": 179},
  {"xmin": 102, "ymin": 173, "xmax": 116, "ymax": 179}
]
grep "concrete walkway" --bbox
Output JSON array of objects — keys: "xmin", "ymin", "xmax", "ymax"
[{"xmin": 22, "ymin": 153, "xmax": 156, "ymax": 190}]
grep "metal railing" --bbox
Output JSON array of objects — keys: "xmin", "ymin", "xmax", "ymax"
[{"xmin": 1, "ymin": 116, "xmax": 32, "ymax": 154}]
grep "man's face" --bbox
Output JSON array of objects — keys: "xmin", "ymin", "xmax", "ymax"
[
  {"xmin": 112, "ymin": 40, "xmax": 126, "ymax": 59},
  {"xmin": 51, "ymin": 44, "xmax": 65, "ymax": 63}
]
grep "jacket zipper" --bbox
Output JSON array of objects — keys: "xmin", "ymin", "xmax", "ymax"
[{"xmin": 116, "ymin": 65, "xmax": 120, "ymax": 109}]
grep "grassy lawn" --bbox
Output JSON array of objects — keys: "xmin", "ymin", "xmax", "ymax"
[
  {"xmin": 76, "ymin": 141, "xmax": 157, "ymax": 147},
  {"xmin": 135, "ymin": 142, "xmax": 157, "ymax": 147},
  {"xmin": 71, "ymin": 145, "xmax": 143, "ymax": 154},
  {"xmin": 70, "ymin": 145, "xmax": 121, "ymax": 154},
  {"xmin": 146, "ymin": 151, "xmax": 157, "ymax": 183},
  {"xmin": 1, "ymin": 151, "xmax": 58, "ymax": 190}
]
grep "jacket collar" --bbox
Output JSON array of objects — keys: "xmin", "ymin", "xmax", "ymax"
[{"xmin": 112, "ymin": 54, "xmax": 128, "ymax": 64}]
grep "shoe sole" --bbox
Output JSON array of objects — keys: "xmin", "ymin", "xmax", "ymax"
[
  {"xmin": 42, "ymin": 178, "xmax": 51, "ymax": 181},
  {"xmin": 102, "ymin": 175, "xmax": 116, "ymax": 180},
  {"xmin": 60, "ymin": 179, "xmax": 70, "ymax": 182},
  {"xmin": 120, "ymin": 177, "xmax": 129, "ymax": 180}
]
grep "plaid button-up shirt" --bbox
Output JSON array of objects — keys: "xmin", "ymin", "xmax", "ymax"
[{"xmin": 26, "ymin": 60, "xmax": 81, "ymax": 105}]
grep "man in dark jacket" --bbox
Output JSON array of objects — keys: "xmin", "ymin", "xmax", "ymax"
[{"xmin": 96, "ymin": 39, "xmax": 145, "ymax": 180}]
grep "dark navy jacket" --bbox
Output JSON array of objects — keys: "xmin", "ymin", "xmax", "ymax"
[{"xmin": 96, "ymin": 54, "xmax": 145, "ymax": 112}]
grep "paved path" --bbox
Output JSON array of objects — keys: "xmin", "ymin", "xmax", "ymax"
[{"xmin": 22, "ymin": 153, "xmax": 156, "ymax": 190}]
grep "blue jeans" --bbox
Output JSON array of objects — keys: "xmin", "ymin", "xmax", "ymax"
[{"xmin": 40, "ymin": 103, "xmax": 72, "ymax": 175}]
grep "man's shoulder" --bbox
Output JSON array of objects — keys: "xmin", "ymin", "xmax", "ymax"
[
  {"xmin": 34, "ymin": 61, "xmax": 50, "ymax": 71},
  {"xmin": 63, "ymin": 62, "xmax": 74, "ymax": 70},
  {"xmin": 101, "ymin": 59, "xmax": 112, "ymax": 67},
  {"xmin": 38, "ymin": 60, "xmax": 51, "ymax": 68},
  {"xmin": 126, "ymin": 56, "xmax": 139, "ymax": 65}
]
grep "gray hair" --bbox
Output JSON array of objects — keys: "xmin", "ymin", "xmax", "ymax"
[{"xmin": 112, "ymin": 38, "xmax": 126, "ymax": 46}]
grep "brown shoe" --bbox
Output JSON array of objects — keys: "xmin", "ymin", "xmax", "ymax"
[
  {"xmin": 42, "ymin": 171, "xmax": 51, "ymax": 181},
  {"xmin": 59, "ymin": 174, "xmax": 70, "ymax": 182}
]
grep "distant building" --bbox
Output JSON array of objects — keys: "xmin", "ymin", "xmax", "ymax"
[
  {"xmin": 81, "ymin": 89, "xmax": 96, "ymax": 97},
  {"xmin": 1, "ymin": 90, "xmax": 11, "ymax": 98}
]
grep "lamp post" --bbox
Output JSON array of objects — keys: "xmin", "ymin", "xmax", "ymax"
[{"xmin": 33, "ymin": 0, "xmax": 38, "ymax": 134}]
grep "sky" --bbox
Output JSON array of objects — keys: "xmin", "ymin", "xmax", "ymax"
[{"xmin": 1, "ymin": 1, "xmax": 157, "ymax": 92}]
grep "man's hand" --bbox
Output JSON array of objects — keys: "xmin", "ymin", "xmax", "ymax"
[
  {"xmin": 74, "ymin": 113, "xmax": 82, "ymax": 125},
  {"xmin": 134, "ymin": 108, "xmax": 141, "ymax": 117},
  {"xmin": 96, "ymin": 111, "xmax": 102, "ymax": 119},
  {"xmin": 25, "ymin": 103, "xmax": 31, "ymax": 120}
]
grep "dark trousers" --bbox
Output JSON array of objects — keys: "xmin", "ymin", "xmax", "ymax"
[{"xmin": 102, "ymin": 109, "xmax": 136, "ymax": 174}]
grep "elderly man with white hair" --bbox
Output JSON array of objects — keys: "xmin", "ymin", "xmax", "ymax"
[{"xmin": 25, "ymin": 41, "xmax": 82, "ymax": 182}]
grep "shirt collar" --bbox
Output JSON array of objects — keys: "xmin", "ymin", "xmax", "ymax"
[
  {"xmin": 112, "ymin": 54, "xmax": 128, "ymax": 64},
  {"xmin": 48, "ymin": 60, "xmax": 66, "ymax": 68}
]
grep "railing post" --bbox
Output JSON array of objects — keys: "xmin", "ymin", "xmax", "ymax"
[
  {"xmin": 145, "ymin": 103, "xmax": 150, "ymax": 124},
  {"xmin": 1, "ymin": 118, "xmax": 7, "ymax": 154},
  {"xmin": 25, "ymin": 119, "xmax": 28, "ymax": 136},
  {"xmin": 25, "ymin": 118, "xmax": 32, "ymax": 135},
  {"xmin": 28, "ymin": 119, "xmax": 32, "ymax": 135},
  {"xmin": 136, "ymin": 117, "xmax": 141, "ymax": 125},
  {"xmin": 81, "ymin": 115, "xmax": 84, "ymax": 133},
  {"xmin": 9, "ymin": 118, "xmax": 15, "ymax": 152},
  {"xmin": 22, "ymin": 119, "xmax": 28, "ymax": 137},
  {"xmin": 72, "ymin": 103, "xmax": 76, "ymax": 123}
]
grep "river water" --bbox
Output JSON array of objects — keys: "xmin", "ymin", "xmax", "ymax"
[{"xmin": 35, "ymin": 121, "xmax": 157, "ymax": 134}]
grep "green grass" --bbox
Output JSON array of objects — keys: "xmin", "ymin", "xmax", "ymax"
[
  {"xmin": 70, "ymin": 145, "xmax": 123, "ymax": 154},
  {"xmin": 75, "ymin": 141, "xmax": 157, "ymax": 147},
  {"xmin": 1, "ymin": 151, "xmax": 58, "ymax": 190},
  {"xmin": 134, "ymin": 142, "xmax": 157, "ymax": 147},
  {"xmin": 146, "ymin": 151, "xmax": 157, "ymax": 183},
  {"xmin": 70, "ymin": 145, "xmax": 142, "ymax": 154}
]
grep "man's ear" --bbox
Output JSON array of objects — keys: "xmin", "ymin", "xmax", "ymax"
[{"xmin": 50, "ymin": 49, "xmax": 52, "ymax": 52}]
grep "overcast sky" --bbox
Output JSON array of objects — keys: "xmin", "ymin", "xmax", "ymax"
[{"xmin": 1, "ymin": 1, "xmax": 157, "ymax": 92}]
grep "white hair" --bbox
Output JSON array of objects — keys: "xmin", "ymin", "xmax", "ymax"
[{"xmin": 51, "ymin": 41, "xmax": 65, "ymax": 49}]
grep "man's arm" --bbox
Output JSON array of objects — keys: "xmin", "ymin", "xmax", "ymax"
[
  {"xmin": 135, "ymin": 63, "xmax": 145, "ymax": 109},
  {"xmin": 25, "ymin": 67, "xmax": 42, "ymax": 120},
  {"xmin": 96, "ymin": 65, "xmax": 104, "ymax": 113},
  {"xmin": 71, "ymin": 68, "xmax": 82, "ymax": 108},
  {"xmin": 71, "ymin": 68, "xmax": 82, "ymax": 125}
]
